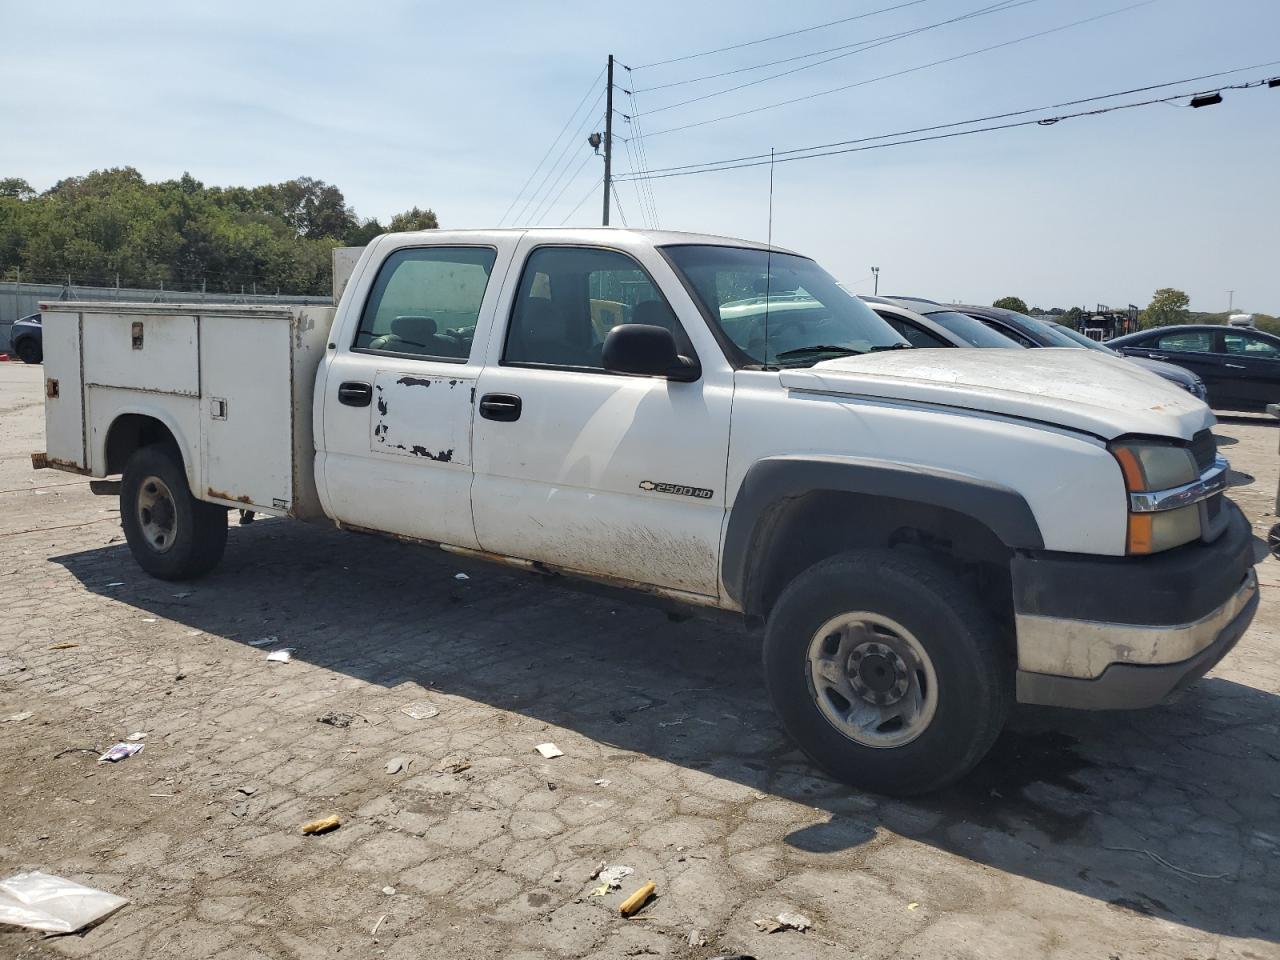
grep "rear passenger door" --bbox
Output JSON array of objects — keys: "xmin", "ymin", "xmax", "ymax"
[
  {"xmin": 469, "ymin": 240, "xmax": 733, "ymax": 597},
  {"xmin": 318, "ymin": 239, "xmax": 516, "ymax": 549},
  {"xmin": 1120, "ymin": 329, "xmax": 1224, "ymax": 401},
  {"xmin": 1218, "ymin": 330, "xmax": 1280, "ymax": 410}
]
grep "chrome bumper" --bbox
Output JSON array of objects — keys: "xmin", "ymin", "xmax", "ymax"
[{"xmin": 1017, "ymin": 567, "xmax": 1258, "ymax": 680}]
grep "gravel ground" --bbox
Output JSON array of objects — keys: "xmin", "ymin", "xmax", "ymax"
[{"xmin": 1, "ymin": 358, "xmax": 1278, "ymax": 960}]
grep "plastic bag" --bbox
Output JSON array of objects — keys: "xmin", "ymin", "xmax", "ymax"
[{"xmin": 0, "ymin": 872, "xmax": 128, "ymax": 933}]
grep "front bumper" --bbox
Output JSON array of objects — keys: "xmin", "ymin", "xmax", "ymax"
[{"xmin": 1012, "ymin": 503, "xmax": 1259, "ymax": 710}]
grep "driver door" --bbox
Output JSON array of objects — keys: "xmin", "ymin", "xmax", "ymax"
[{"xmin": 469, "ymin": 240, "xmax": 733, "ymax": 597}]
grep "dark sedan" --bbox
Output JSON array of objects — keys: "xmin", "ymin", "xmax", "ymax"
[
  {"xmin": 1108, "ymin": 324, "xmax": 1280, "ymax": 412},
  {"xmin": 955, "ymin": 304, "xmax": 1208, "ymax": 401},
  {"xmin": 8, "ymin": 313, "xmax": 42, "ymax": 364}
]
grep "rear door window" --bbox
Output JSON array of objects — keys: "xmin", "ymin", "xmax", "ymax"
[
  {"xmin": 1155, "ymin": 330, "xmax": 1213, "ymax": 353},
  {"xmin": 354, "ymin": 246, "xmax": 498, "ymax": 361}
]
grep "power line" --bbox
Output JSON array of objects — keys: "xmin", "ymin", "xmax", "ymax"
[
  {"xmin": 528, "ymin": 148, "xmax": 598, "ymax": 225},
  {"xmin": 624, "ymin": 86, "xmax": 662, "ymax": 228},
  {"xmin": 634, "ymin": 0, "xmax": 1033, "ymax": 93},
  {"xmin": 511, "ymin": 90, "xmax": 605, "ymax": 226},
  {"xmin": 618, "ymin": 60, "xmax": 1280, "ymax": 178},
  {"xmin": 633, "ymin": 0, "xmax": 936, "ymax": 70},
  {"xmin": 499, "ymin": 67, "xmax": 604, "ymax": 227},
  {"xmin": 559, "ymin": 176, "xmax": 605, "ymax": 225},
  {"xmin": 640, "ymin": 1, "xmax": 1155, "ymax": 138},
  {"xmin": 610, "ymin": 182, "xmax": 631, "ymax": 227},
  {"xmin": 639, "ymin": 0, "xmax": 1039, "ymax": 115},
  {"xmin": 614, "ymin": 74, "xmax": 1277, "ymax": 181}
]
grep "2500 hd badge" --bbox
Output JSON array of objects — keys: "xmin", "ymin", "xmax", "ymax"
[{"xmin": 638, "ymin": 480, "xmax": 714, "ymax": 499}]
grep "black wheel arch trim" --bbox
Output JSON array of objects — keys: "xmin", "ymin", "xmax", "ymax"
[{"xmin": 721, "ymin": 456, "xmax": 1044, "ymax": 611}]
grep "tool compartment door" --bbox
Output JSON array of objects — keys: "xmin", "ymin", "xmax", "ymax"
[
  {"xmin": 199, "ymin": 314, "xmax": 294, "ymax": 512},
  {"xmin": 41, "ymin": 310, "xmax": 86, "ymax": 469},
  {"xmin": 82, "ymin": 312, "xmax": 200, "ymax": 396}
]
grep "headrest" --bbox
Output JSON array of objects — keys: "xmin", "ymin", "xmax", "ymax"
[
  {"xmin": 632, "ymin": 299, "xmax": 677, "ymax": 331},
  {"xmin": 392, "ymin": 315, "xmax": 437, "ymax": 340}
]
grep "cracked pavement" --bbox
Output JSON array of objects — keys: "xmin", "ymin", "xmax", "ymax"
[{"xmin": 1, "ymin": 359, "xmax": 1278, "ymax": 959}]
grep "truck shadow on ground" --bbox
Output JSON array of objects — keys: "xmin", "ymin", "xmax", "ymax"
[{"xmin": 54, "ymin": 519, "xmax": 1280, "ymax": 945}]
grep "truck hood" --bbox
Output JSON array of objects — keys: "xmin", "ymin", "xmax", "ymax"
[{"xmin": 779, "ymin": 348, "xmax": 1214, "ymax": 441}]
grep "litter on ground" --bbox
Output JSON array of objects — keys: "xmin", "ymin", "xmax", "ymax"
[
  {"xmin": 317, "ymin": 711, "xmax": 356, "ymax": 728},
  {"xmin": 454, "ymin": 572, "xmax": 469, "ymax": 580},
  {"xmin": 756, "ymin": 911, "xmax": 811, "ymax": 933},
  {"xmin": 401, "ymin": 700, "xmax": 439, "ymax": 720},
  {"xmin": 1, "ymin": 711, "xmax": 33, "ymax": 723},
  {"xmin": 125, "ymin": 731, "xmax": 147, "ymax": 741},
  {"xmin": 247, "ymin": 636, "xmax": 277, "ymax": 647},
  {"xmin": 0, "ymin": 872, "xmax": 128, "ymax": 934},
  {"xmin": 385, "ymin": 757, "xmax": 411, "ymax": 775},
  {"xmin": 300, "ymin": 815, "xmax": 341, "ymax": 835},
  {"xmin": 98, "ymin": 742, "xmax": 144, "ymax": 764},
  {"xmin": 265, "ymin": 648, "xmax": 295, "ymax": 663},
  {"xmin": 433, "ymin": 754, "xmax": 471, "ymax": 774},
  {"xmin": 598, "ymin": 865, "xmax": 634, "ymax": 889},
  {"xmin": 619, "ymin": 881, "xmax": 656, "ymax": 917},
  {"xmin": 535, "ymin": 742, "xmax": 564, "ymax": 759}
]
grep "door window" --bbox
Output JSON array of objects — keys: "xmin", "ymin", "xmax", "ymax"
[
  {"xmin": 503, "ymin": 246, "xmax": 692, "ymax": 370},
  {"xmin": 976, "ymin": 318, "xmax": 1035, "ymax": 348},
  {"xmin": 877, "ymin": 312, "xmax": 947, "ymax": 348},
  {"xmin": 1222, "ymin": 332, "xmax": 1280, "ymax": 359},
  {"xmin": 354, "ymin": 246, "xmax": 497, "ymax": 360},
  {"xmin": 1155, "ymin": 330, "xmax": 1213, "ymax": 353}
]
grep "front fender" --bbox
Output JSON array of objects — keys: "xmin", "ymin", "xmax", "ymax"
[{"xmin": 720, "ymin": 455, "xmax": 1044, "ymax": 608}]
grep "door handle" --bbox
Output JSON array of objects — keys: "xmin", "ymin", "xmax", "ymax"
[
  {"xmin": 1225, "ymin": 363, "xmax": 1246, "ymax": 370},
  {"xmin": 1147, "ymin": 353, "xmax": 1169, "ymax": 360},
  {"xmin": 479, "ymin": 393, "xmax": 522, "ymax": 422},
  {"xmin": 338, "ymin": 381, "xmax": 372, "ymax": 407}
]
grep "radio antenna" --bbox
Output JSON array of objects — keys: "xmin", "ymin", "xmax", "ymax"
[{"xmin": 763, "ymin": 147, "xmax": 775, "ymax": 369}]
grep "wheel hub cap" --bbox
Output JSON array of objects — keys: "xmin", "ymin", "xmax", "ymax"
[
  {"xmin": 137, "ymin": 476, "xmax": 178, "ymax": 554},
  {"xmin": 805, "ymin": 612, "xmax": 939, "ymax": 749}
]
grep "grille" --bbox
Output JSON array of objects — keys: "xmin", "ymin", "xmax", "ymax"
[{"xmin": 1189, "ymin": 429, "xmax": 1216, "ymax": 473}]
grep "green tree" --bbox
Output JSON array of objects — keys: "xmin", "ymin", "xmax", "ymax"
[
  {"xmin": 0, "ymin": 177, "xmax": 34, "ymax": 200},
  {"xmin": 1061, "ymin": 307, "xmax": 1084, "ymax": 327},
  {"xmin": 388, "ymin": 206, "xmax": 439, "ymax": 232},
  {"xmin": 992, "ymin": 296, "xmax": 1028, "ymax": 313},
  {"xmin": 1140, "ymin": 288, "xmax": 1191, "ymax": 329}
]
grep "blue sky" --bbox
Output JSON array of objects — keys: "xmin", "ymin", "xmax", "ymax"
[{"xmin": 2, "ymin": 0, "xmax": 1277, "ymax": 311}]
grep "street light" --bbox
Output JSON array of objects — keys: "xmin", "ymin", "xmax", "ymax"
[{"xmin": 871, "ymin": 266, "xmax": 879, "ymax": 295}]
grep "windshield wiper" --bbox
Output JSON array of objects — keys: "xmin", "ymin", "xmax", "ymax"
[
  {"xmin": 775, "ymin": 344, "xmax": 865, "ymax": 360},
  {"xmin": 869, "ymin": 342, "xmax": 912, "ymax": 352}
]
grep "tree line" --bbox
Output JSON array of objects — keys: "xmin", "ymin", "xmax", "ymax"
[
  {"xmin": 992, "ymin": 292, "xmax": 1277, "ymax": 335},
  {"xmin": 0, "ymin": 169, "xmax": 438, "ymax": 296}
]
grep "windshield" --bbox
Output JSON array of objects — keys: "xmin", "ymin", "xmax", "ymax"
[
  {"xmin": 925, "ymin": 311, "xmax": 1022, "ymax": 349},
  {"xmin": 1049, "ymin": 322, "xmax": 1116, "ymax": 353},
  {"xmin": 662, "ymin": 245, "xmax": 907, "ymax": 367}
]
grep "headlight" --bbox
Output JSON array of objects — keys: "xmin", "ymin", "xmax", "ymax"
[{"xmin": 1111, "ymin": 441, "xmax": 1201, "ymax": 554}]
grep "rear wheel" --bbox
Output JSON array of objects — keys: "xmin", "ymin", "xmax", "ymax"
[
  {"xmin": 763, "ymin": 549, "xmax": 1010, "ymax": 796},
  {"xmin": 121, "ymin": 444, "xmax": 227, "ymax": 580},
  {"xmin": 15, "ymin": 338, "xmax": 41, "ymax": 364}
]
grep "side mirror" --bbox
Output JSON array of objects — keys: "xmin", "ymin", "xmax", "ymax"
[{"xmin": 602, "ymin": 324, "xmax": 700, "ymax": 382}]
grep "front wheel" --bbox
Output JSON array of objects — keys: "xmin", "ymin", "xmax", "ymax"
[
  {"xmin": 121, "ymin": 444, "xmax": 227, "ymax": 580},
  {"xmin": 16, "ymin": 338, "xmax": 41, "ymax": 364},
  {"xmin": 763, "ymin": 550, "xmax": 1011, "ymax": 796}
]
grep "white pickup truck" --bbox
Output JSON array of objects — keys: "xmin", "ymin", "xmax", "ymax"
[{"xmin": 35, "ymin": 228, "xmax": 1259, "ymax": 795}]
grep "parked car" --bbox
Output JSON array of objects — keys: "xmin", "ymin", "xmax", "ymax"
[
  {"xmin": 955, "ymin": 304, "xmax": 1208, "ymax": 400},
  {"xmin": 863, "ymin": 296, "xmax": 1022, "ymax": 348},
  {"xmin": 8, "ymin": 313, "xmax": 42, "ymax": 363},
  {"xmin": 34, "ymin": 228, "xmax": 1257, "ymax": 796},
  {"xmin": 1108, "ymin": 324, "xmax": 1280, "ymax": 412}
]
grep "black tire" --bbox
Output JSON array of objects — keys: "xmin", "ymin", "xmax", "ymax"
[
  {"xmin": 15, "ymin": 337, "xmax": 41, "ymax": 364},
  {"xmin": 120, "ymin": 444, "xmax": 227, "ymax": 580},
  {"xmin": 763, "ymin": 549, "xmax": 1011, "ymax": 797}
]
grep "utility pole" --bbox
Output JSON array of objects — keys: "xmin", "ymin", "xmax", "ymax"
[
  {"xmin": 1227, "ymin": 290, "xmax": 1235, "ymax": 311},
  {"xmin": 602, "ymin": 54, "xmax": 614, "ymax": 227},
  {"xmin": 871, "ymin": 266, "xmax": 879, "ymax": 295}
]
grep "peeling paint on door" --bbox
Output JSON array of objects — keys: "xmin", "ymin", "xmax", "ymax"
[{"xmin": 369, "ymin": 370, "xmax": 472, "ymax": 466}]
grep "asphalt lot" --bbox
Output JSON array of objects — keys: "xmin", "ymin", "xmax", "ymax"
[{"xmin": 1, "ymin": 357, "xmax": 1279, "ymax": 960}]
